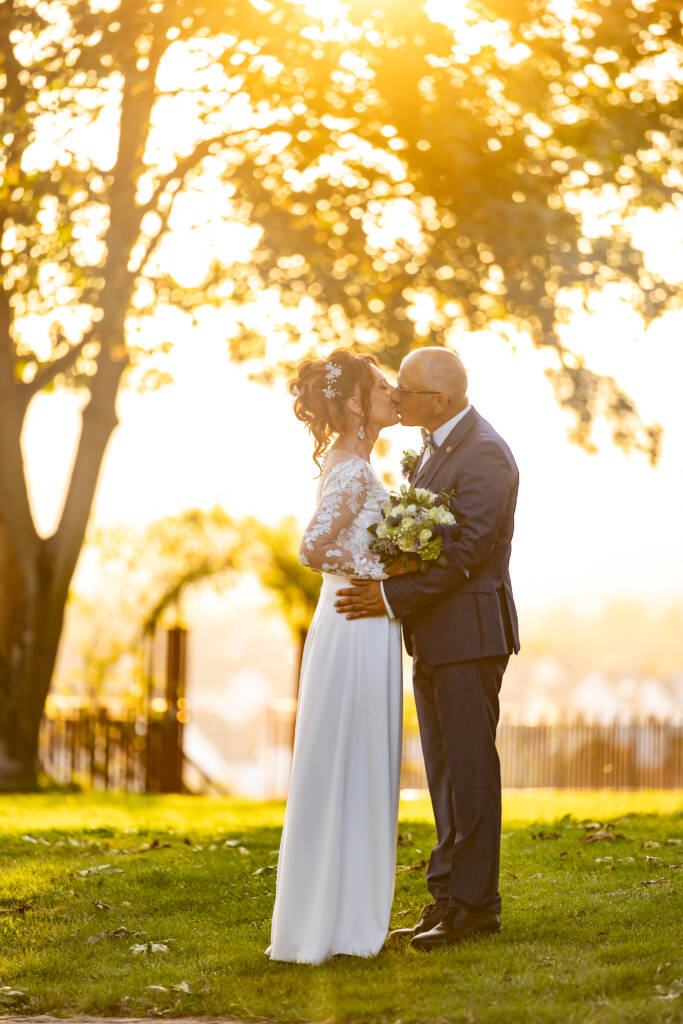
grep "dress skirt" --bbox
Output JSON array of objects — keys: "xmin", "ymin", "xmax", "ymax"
[{"xmin": 267, "ymin": 573, "xmax": 403, "ymax": 964}]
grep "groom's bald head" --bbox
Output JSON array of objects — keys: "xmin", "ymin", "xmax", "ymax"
[{"xmin": 399, "ymin": 347, "xmax": 468, "ymax": 404}]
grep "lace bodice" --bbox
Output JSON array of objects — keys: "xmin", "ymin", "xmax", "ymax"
[{"xmin": 299, "ymin": 455, "xmax": 389, "ymax": 579}]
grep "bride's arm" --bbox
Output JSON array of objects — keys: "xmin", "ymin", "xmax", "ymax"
[{"xmin": 299, "ymin": 460, "xmax": 382, "ymax": 577}]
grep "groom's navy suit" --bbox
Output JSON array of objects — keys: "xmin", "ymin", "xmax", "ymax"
[{"xmin": 383, "ymin": 406, "xmax": 519, "ymax": 914}]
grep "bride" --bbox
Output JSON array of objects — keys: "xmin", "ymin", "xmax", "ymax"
[{"xmin": 267, "ymin": 348, "xmax": 404, "ymax": 964}]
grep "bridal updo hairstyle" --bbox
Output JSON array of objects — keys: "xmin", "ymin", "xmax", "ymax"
[{"xmin": 289, "ymin": 348, "xmax": 379, "ymax": 469}]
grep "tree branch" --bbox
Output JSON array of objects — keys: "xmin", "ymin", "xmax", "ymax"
[
  {"xmin": 136, "ymin": 127, "xmax": 259, "ymax": 223},
  {"xmin": 18, "ymin": 336, "xmax": 91, "ymax": 403}
]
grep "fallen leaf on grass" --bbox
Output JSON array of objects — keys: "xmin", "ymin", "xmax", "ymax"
[
  {"xmin": 78, "ymin": 864, "xmax": 124, "ymax": 876},
  {"xmin": 173, "ymin": 981, "xmax": 190, "ymax": 993},
  {"xmin": 643, "ymin": 840, "xmax": 661, "ymax": 848},
  {"xmin": 581, "ymin": 831, "xmax": 626, "ymax": 844},
  {"xmin": 505, "ymin": 871, "xmax": 518, "ymax": 880},
  {"xmin": 654, "ymin": 980, "xmax": 683, "ymax": 1001},
  {"xmin": 92, "ymin": 899, "xmax": 112, "ymax": 910},
  {"xmin": 397, "ymin": 833, "xmax": 413, "ymax": 845},
  {"xmin": 88, "ymin": 926, "xmax": 143, "ymax": 944},
  {"xmin": 640, "ymin": 878, "xmax": 668, "ymax": 887},
  {"xmin": 140, "ymin": 840, "xmax": 172, "ymax": 851},
  {"xmin": 396, "ymin": 859, "xmax": 428, "ymax": 874},
  {"xmin": 645, "ymin": 855, "xmax": 663, "ymax": 864},
  {"xmin": 0, "ymin": 902, "xmax": 38, "ymax": 915},
  {"xmin": 665, "ymin": 838, "xmax": 681, "ymax": 846},
  {"xmin": 530, "ymin": 831, "xmax": 561, "ymax": 840},
  {"xmin": 239, "ymin": 846, "xmax": 250, "ymax": 855},
  {"xmin": 130, "ymin": 940, "xmax": 173, "ymax": 955},
  {"xmin": 146, "ymin": 986, "xmax": 168, "ymax": 993},
  {"xmin": 0, "ymin": 987, "xmax": 27, "ymax": 1006}
]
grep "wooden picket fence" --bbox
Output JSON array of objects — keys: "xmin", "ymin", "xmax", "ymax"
[
  {"xmin": 40, "ymin": 707, "xmax": 682, "ymax": 794},
  {"xmin": 400, "ymin": 717, "xmax": 683, "ymax": 792},
  {"xmin": 40, "ymin": 710, "xmax": 164, "ymax": 793}
]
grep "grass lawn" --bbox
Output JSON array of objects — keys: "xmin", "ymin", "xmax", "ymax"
[{"xmin": 0, "ymin": 792, "xmax": 680, "ymax": 1023}]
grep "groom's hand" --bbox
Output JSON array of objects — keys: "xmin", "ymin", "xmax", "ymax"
[{"xmin": 334, "ymin": 580, "xmax": 387, "ymax": 619}]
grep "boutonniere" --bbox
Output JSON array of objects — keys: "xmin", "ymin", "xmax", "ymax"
[{"xmin": 400, "ymin": 448, "xmax": 420, "ymax": 479}]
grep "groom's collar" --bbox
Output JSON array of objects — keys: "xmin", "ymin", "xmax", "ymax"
[
  {"xmin": 431, "ymin": 403, "xmax": 472, "ymax": 447},
  {"xmin": 414, "ymin": 405, "xmax": 478, "ymax": 489}
]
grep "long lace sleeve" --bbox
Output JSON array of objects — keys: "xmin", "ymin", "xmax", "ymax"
[{"xmin": 299, "ymin": 458, "xmax": 386, "ymax": 579}]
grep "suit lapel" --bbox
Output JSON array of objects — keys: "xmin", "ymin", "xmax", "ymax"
[{"xmin": 414, "ymin": 407, "xmax": 478, "ymax": 491}]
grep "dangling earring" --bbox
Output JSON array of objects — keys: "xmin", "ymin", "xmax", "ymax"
[{"xmin": 358, "ymin": 422, "xmax": 366, "ymax": 440}]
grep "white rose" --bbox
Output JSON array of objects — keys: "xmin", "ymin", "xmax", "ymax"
[
  {"xmin": 405, "ymin": 504, "xmax": 417, "ymax": 516},
  {"xmin": 419, "ymin": 528, "xmax": 432, "ymax": 544}
]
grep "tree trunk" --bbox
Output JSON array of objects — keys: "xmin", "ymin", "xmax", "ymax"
[
  {"xmin": 0, "ymin": 525, "xmax": 66, "ymax": 790},
  {"xmin": 0, "ymin": 365, "xmax": 124, "ymax": 792}
]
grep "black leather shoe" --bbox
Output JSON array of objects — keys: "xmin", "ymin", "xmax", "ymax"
[
  {"xmin": 389, "ymin": 902, "xmax": 448, "ymax": 939},
  {"xmin": 410, "ymin": 906, "xmax": 501, "ymax": 950}
]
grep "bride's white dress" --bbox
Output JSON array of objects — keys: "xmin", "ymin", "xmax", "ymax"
[{"xmin": 267, "ymin": 454, "xmax": 403, "ymax": 964}]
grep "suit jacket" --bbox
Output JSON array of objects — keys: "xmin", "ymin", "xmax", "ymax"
[{"xmin": 383, "ymin": 406, "xmax": 520, "ymax": 666}]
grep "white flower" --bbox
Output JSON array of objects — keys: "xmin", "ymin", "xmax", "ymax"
[
  {"xmin": 405, "ymin": 504, "xmax": 417, "ymax": 516},
  {"xmin": 419, "ymin": 528, "xmax": 432, "ymax": 544}
]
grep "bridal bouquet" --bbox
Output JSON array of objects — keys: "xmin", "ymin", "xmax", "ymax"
[{"xmin": 368, "ymin": 485, "xmax": 457, "ymax": 573}]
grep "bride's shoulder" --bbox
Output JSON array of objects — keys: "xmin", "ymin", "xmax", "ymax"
[{"xmin": 320, "ymin": 452, "xmax": 373, "ymax": 490}]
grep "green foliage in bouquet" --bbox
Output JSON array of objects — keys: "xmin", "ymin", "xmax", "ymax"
[{"xmin": 368, "ymin": 486, "xmax": 457, "ymax": 573}]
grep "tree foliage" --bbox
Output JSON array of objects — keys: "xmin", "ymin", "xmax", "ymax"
[
  {"xmin": 82, "ymin": 508, "xmax": 320, "ymax": 696},
  {"xmin": 3, "ymin": 1, "xmax": 681, "ymax": 455}
]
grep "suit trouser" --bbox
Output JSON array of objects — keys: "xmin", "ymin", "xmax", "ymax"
[{"xmin": 412, "ymin": 651, "xmax": 509, "ymax": 915}]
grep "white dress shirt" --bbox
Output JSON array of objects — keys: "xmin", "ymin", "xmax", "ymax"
[{"xmin": 380, "ymin": 404, "xmax": 472, "ymax": 619}]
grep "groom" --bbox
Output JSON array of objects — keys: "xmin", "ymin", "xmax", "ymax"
[{"xmin": 335, "ymin": 347, "xmax": 519, "ymax": 950}]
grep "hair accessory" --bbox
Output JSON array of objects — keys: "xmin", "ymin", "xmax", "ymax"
[{"xmin": 323, "ymin": 361, "xmax": 342, "ymax": 398}]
